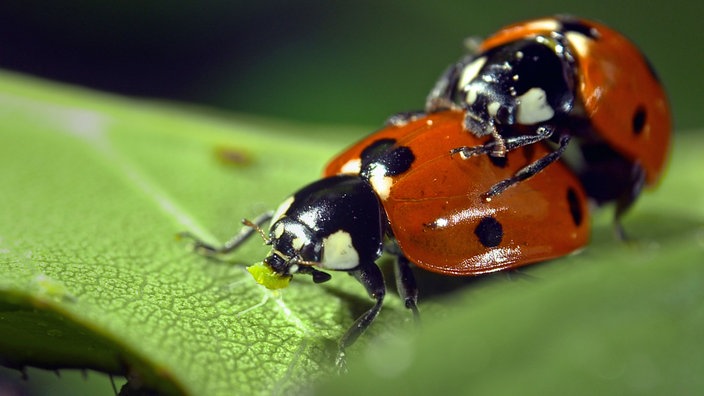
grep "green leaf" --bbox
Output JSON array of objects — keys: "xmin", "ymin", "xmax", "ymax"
[
  {"xmin": 1, "ymin": 69, "xmax": 702, "ymax": 395},
  {"xmin": 0, "ymin": 70, "xmax": 408, "ymax": 395}
]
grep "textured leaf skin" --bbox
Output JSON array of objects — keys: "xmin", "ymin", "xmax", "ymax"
[{"xmin": 0, "ymin": 71, "xmax": 410, "ymax": 395}]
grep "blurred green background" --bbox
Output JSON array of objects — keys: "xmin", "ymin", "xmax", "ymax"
[{"xmin": 0, "ymin": 0, "xmax": 701, "ymax": 130}]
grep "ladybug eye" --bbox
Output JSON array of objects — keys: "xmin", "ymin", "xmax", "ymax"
[
  {"xmin": 264, "ymin": 253, "xmax": 289, "ymax": 275},
  {"xmin": 297, "ymin": 243, "xmax": 318, "ymax": 262}
]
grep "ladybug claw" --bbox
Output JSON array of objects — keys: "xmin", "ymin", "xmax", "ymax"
[
  {"xmin": 335, "ymin": 350, "xmax": 349, "ymax": 374},
  {"xmin": 450, "ymin": 145, "xmax": 490, "ymax": 159},
  {"xmin": 613, "ymin": 221, "xmax": 632, "ymax": 242}
]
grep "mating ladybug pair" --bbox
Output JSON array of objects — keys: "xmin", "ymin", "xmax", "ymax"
[{"xmin": 183, "ymin": 16, "xmax": 670, "ymax": 367}]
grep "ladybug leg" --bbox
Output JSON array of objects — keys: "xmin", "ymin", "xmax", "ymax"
[
  {"xmin": 178, "ymin": 211, "xmax": 273, "ymax": 255},
  {"xmin": 496, "ymin": 125, "xmax": 555, "ymax": 155},
  {"xmin": 426, "ymin": 42, "xmax": 483, "ymax": 112},
  {"xmin": 426, "ymin": 55, "xmax": 477, "ymax": 113},
  {"xmin": 450, "ymin": 143, "xmax": 492, "ymax": 158},
  {"xmin": 296, "ymin": 266, "xmax": 332, "ymax": 283},
  {"xmin": 463, "ymin": 36, "xmax": 483, "ymax": 53},
  {"xmin": 483, "ymin": 134, "xmax": 572, "ymax": 200},
  {"xmin": 336, "ymin": 262, "xmax": 386, "ymax": 371},
  {"xmin": 451, "ymin": 125, "xmax": 554, "ymax": 159},
  {"xmin": 613, "ymin": 164, "xmax": 646, "ymax": 241},
  {"xmin": 394, "ymin": 254, "xmax": 420, "ymax": 321}
]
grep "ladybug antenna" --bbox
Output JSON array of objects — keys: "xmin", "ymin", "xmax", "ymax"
[
  {"xmin": 291, "ymin": 257, "xmax": 318, "ymax": 267},
  {"xmin": 242, "ymin": 218, "xmax": 271, "ymax": 245},
  {"xmin": 490, "ymin": 122, "xmax": 507, "ymax": 157}
]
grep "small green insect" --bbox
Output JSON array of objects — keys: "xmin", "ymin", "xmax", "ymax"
[{"xmin": 246, "ymin": 261, "xmax": 292, "ymax": 290}]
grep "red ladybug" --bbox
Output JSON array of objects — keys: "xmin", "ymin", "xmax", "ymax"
[
  {"xmin": 426, "ymin": 16, "xmax": 671, "ymax": 234},
  {"xmin": 325, "ymin": 111, "xmax": 589, "ymax": 275},
  {"xmin": 184, "ymin": 111, "xmax": 589, "ymax": 367}
]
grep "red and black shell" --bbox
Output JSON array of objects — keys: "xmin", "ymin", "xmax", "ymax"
[
  {"xmin": 426, "ymin": 16, "xmax": 671, "ymax": 211},
  {"xmin": 325, "ymin": 110, "xmax": 590, "ymax": 275}
]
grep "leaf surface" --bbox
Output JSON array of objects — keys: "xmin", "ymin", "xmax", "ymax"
[{"xmin": 0, "ymin": 71, "xmax": 403, "ymax": 395}]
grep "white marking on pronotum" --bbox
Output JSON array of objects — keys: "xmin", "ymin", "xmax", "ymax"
[
  {"xmin": 459, "ymin": 56, "xmax": 487, "ymax": 89},
  {"xmin": 487, "ymin": 102, "xmax": 501, "ymax": 118},
  {"xmin": 524, "ymin": 18, "xmax": 561, "ymax": 33},
  {"xmin": 367, "ymin": 163, "xmax": 393, "ymax": 201},
  {"xmin": 321, "ymin": 230, "xmax": 360, "ymax": 270},
  {"xmin": 271, "ymin": 196, "xmax": 294, "ymax": 226},
  {"xmin": 340, "ymin": 158, "xmax": 362, "ymax": 174},
  {"xmin": 465, "ymin": 86, "xmax": 479, "ymax": 105},
  {"xmin": 565, "ymin": 31, "xmax": 592, "ymax": 57},
  {"xmin": 516, "ymin": 87, "xmax": 555, "ymax": 124},
  {"xmin": 273, "ymin": 223, "xmax": 285, "ymax": 239},
  {"xmin": 291, "ymin": 237, "xmax": 304, "ymax": 251}
]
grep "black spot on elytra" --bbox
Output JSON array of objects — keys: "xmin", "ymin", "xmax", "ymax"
[
  {"xmin": 632, "ymin": 106, "xmax": 647, "ymax": 136},
  {"xmin": 360, "ymin": 139, "xmax": 415, "ymax": 179},
  {"xmin": 382, "ymin": 146, "xmax": 415, "ymax": 176},
  {"xmin": 474, "ymin": 216, "xmax": 503, "ymax": 247},
  {"xmin": 566, "ymin": 187, "xmax": 583, "ymax": 227},
  {"xmin": 361, "ymin": 139, "xmax": 397, "ymax": 166}
]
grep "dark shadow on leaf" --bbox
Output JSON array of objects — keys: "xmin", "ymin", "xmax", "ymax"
[
  {"xmin": 409, "ymin": 262, "xmax": 547, "ymax": 301},
  {"xmin": 321, "ymin": 280, "xmax": 378, "ymax": 324}
]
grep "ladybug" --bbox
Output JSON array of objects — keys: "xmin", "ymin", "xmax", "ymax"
[
  {"xmin": 426, "ymin": 16, "xmax": 671, "ymax": 234},
  {"xmin": 182, "ymin": 111, "xmax": 589, "ymax": 368}
]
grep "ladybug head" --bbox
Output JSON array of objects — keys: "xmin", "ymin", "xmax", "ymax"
[
  {"xmin": 455, "ymin": 35, "xmax": 576, "ymax": 135},
  {"xmin": 267, "ymin": 217, "xmax": 318, "ymax": 269},
  {"xmin": 262, "ymin": 216, "xmax": 332, "ymax": 283},
  {"xmin": 254, "ymin": 175, "xmax": 385, "ymax": 285}
]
